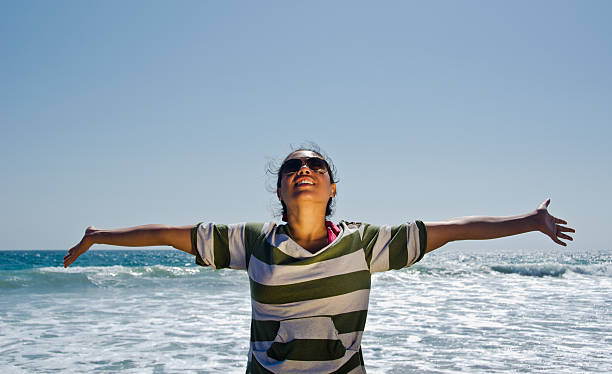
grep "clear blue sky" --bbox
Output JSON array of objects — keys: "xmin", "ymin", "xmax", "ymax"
[{"xmin": 1, "ymin": 1, "xmax": 610, "ymax": 251}]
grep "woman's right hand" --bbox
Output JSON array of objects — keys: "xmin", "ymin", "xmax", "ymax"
[{"xmin": 64, "ymin": 226, "xmax": 97, "ymax": 268}]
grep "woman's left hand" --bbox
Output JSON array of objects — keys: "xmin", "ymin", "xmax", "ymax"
[{"xmin": 536, "ymin": 198, "xmax": 575, "ymax": 246}]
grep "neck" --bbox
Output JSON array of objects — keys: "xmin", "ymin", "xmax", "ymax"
[{"xmin": 285, "ymin": 205, "xmax": 328, "ymax": 253}]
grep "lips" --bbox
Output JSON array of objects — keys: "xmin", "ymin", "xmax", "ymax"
[{"xmin": 295, "ymin": 177, "xmax": 315, "ymax": 186}]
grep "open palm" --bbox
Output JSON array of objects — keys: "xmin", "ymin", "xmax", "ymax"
[{"xmin": 537, "ymin": 199, "xmax": 575, "ymax": 246}]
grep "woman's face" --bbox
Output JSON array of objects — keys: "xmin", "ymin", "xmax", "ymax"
[{"xmin": 277, "ymin": 150, "xmax": 336, "ymax": 212}]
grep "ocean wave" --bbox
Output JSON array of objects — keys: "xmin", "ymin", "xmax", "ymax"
[
  {"xmin": 409, "ymin": 260, "xmax": 612, "ymax": 279},
  {"xmin": 489, "ymin": 263, "xmax": 612, "ymax": 277},
  {"xmin": 2, "ymin": 260, "xmax": 609, "ymax": 291},
  {"xmin": 490, "ymin": 264, "xmax": 566, "ymax": 277},
  {"xmin": 410, "ymin": 265, "xmax": 483, "ymax": 278},
  {"xmin": 0, "ymin": 265, "xmax": 238, "ymax": 290},
  {"xmin": 0, "ymin": 269, "xmax": 98, "ymax": 290}
]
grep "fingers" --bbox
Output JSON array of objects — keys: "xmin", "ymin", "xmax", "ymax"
[
  {"xmin": 64, "ymin": 249, "xmax": 81, "ymax": 268},
  {"xmin": 537, "ymin": 198, "xmax": 551, "ymax": 210},
  {"xmin": 63, "ymin": 249, "xmax": 72, "ymax": 267},
  {"xmin": 542, "ymin": 204, "xmax": 575, "ymax": 247},
  {"xmin": 63, "ymin": 242, "xmax": 84, "ymax": 268},
  {"xmin": 63, "ymin": 252, "xmax": 74, "ymax": 268},
  {"xmin": 64, "ymin": 254, "xmax": 79, "ymax": 268},
  {"xmin": 556, "ymin": 224, "xmax": 574, "ymax": 242},
  {"xmin": 549, "ymin": 232, "xmax": 568, "ymax": 246},
  {"xmin": 553, "ymin": 238, "xmax": 567, "ymax": 246},
  {"xmin": 548, "ymin": 222, "xmax": 575, "ymax": 246},
  {"xmin": 64, "ymin": 227, "xmax": 96, "ymax": 268}
]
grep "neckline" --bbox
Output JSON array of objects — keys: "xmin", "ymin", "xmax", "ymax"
[{"xmin": 276, "ymin": 223, "xmax": 343, "ymax": 258}]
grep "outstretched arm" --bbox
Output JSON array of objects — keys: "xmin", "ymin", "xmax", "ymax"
[
  {"xmin": 63, "ymin": 224, "xmax": 194, "ymax": 268},
  {"xmin": 424, "ymin": 199, "xmax": 575, "ymax": 253}
]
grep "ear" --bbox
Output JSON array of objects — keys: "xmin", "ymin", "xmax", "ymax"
[
  {"xmin": 330, "ymin": 183, "xmax": 337, "ymax": 197},
  {"xmin": 277, "ymin": 188, "xmax": 282, "ymax": 201}
]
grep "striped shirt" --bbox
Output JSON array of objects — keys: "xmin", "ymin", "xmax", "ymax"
[{"xmin": 192, "ymin": 220, "xmax": 427, "ymax": 373}]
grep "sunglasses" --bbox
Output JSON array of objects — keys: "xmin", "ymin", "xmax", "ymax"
[{"xmin": 280, "ymin": 157, "xmax": 329, "ymax": 175}]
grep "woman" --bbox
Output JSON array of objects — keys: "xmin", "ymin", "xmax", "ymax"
[{"xmin": 64, "ymin": 147, "xmax": 575, "ymax": 373}]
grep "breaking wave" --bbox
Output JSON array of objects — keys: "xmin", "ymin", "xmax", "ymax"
[
  {"xmin": 0, "ymin": 265, "xmax": 242, "ymax": 290},
  {"xmin": 489, "ymin": 263, "xmax": 612, "ymax": 277}
]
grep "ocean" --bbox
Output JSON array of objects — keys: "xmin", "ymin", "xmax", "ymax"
[{"xmin": 1, "ymin": 247, "xmax": 610, "ymax": 373}]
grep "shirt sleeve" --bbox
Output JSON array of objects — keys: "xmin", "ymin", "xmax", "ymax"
[
  {"xmin": 191, "ymin": 222, "xmax": 249, "ymax": 270},
  {"xmin": 359, "ymin": 220, "xmax": 427, "ymax": 273}
]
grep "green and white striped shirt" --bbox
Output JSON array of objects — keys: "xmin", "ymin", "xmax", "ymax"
[{"xmin": 192, "ymin": 220, "xmax": 427, "ymax": 374}]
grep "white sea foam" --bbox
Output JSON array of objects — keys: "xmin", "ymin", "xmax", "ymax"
[{"xmin": 1, "ymin": 248, "xmax": 610, "ymax": 373}]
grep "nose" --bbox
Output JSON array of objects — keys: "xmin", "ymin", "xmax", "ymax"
[{"xmin": 296, "ymin": 165, "xmax": 312, "ymax": 175}]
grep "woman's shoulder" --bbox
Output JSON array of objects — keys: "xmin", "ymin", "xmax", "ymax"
[{"xmin": 241, "ymin": 221, "xmax": 278, "ymax": 231}]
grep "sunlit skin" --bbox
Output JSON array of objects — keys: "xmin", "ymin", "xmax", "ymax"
[
  {"xmin": 424, "ymin": 199, "xmax": 574, "ymax": 252},
  {"xmin": 63, "ymin": 150, "xmax": 575, "ymax": 268},
  {"xmin": 60, "ymin": 147, "xmax": 577, "ymax": 374},
  {"xmin": 276, "ymin": 150, "xmax": 337, "ymax": 253}
]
